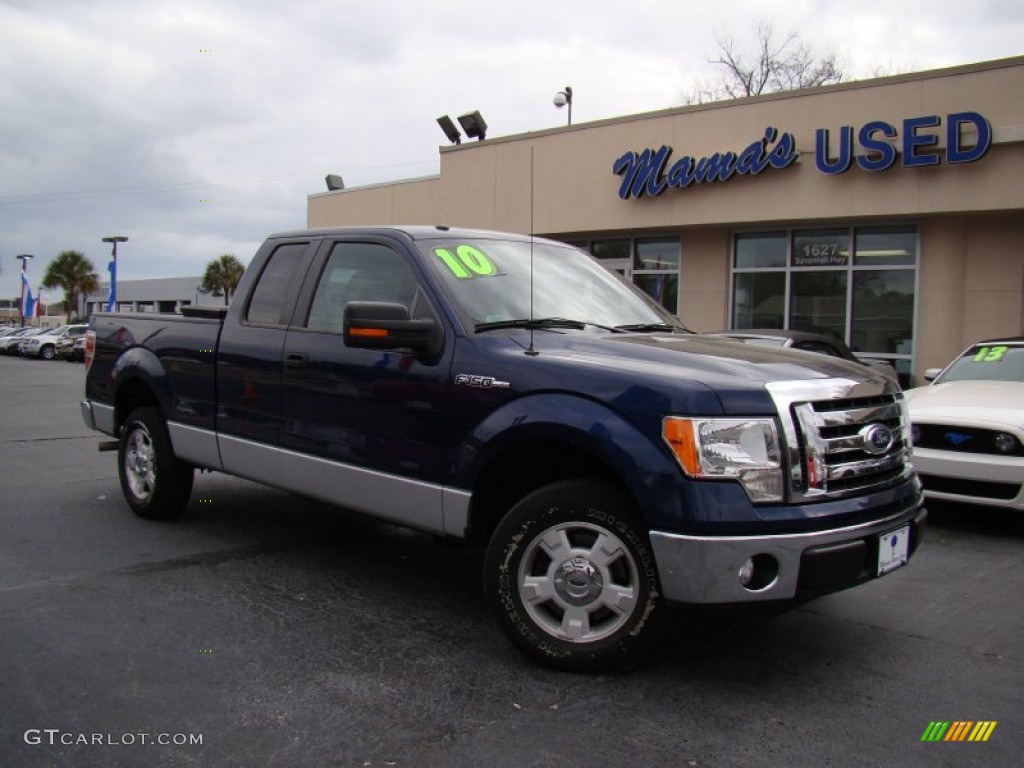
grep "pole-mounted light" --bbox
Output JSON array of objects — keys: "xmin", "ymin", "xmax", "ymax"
[
  {"xmin": 457, "ymin": 111, "xmax": 488, "ymax": 141},
  {"xmin": 437, "ymin": 115, "xmax": 462, "ymax": 145},
  {"xmin": 553, "ymin": 86, "xmax": 573, "ymax": 126},
  {"xmin": 102, "ymin": 236, "xmax": 128, "ymax": 312}
]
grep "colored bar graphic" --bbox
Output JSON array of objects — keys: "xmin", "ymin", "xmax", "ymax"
[
  {"xmin": 921, "ymin": 721, "xmax": 996, "ymax": 742},
  {"xmin": 968, "ymin": 722, "xmax": 997, "ymax": 742},
  {"xmin": 945, "ymin": 721, "xmax": 973, "ymax": 741}
]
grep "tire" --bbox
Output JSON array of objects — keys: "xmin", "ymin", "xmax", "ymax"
[
  {"xmin": 484, "ymin": 479, "xmax": 665, "ymax": 672},
  {"xmin": 118, "ymin": 407, "xmax": 194, "ymax": 520},
  {"xmin": 40, "ymin": 345, "xmax": 55, "ymax": 360}
]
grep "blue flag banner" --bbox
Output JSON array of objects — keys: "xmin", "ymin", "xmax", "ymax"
[
  {"xmin": 106, "ymin": 256, "xmax": 117, "ymax": 312},
  {"xmin": 21, "ymin": 269, "xmax": 38, "ymax": 318}
]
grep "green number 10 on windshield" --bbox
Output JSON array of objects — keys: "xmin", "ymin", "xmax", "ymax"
[{"xmin": 435, "ymin": 246, "xmax": 497, "ymax": 279}]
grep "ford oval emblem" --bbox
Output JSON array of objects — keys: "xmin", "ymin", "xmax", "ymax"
[{"xmin": 860, "ymin": 423, "xmax": 895, "ymax": 456}]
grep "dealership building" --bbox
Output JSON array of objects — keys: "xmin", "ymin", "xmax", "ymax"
[{"xmin": 308, "ymin": 56, "xmax": 1024, "ymax": 387}]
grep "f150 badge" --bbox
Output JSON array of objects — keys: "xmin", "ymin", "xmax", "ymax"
[{"xmin": 454, "ymin": 374, "xmax": 511, "ymax": 389}]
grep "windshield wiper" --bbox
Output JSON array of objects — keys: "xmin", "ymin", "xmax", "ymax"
[
  {"xmin": 474, "ymin": 317, "xmax": 625, "ymax": 334},
  {"xmin": 614, "ymin": 322, "xmax": 689, "ymax": 333}
]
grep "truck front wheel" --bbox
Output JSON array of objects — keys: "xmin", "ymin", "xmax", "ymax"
[
  {"xmin": 118, "ymin": 407, "xmax": 194, "ymax": 520},
  {"xmin": 484, "ymin": 479, "xmax": 665, "ymax": 672}
]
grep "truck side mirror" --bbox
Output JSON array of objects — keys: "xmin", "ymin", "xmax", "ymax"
[{"xmin": 343, "ymin": 302, "xmax": 442, "ymax": 357}]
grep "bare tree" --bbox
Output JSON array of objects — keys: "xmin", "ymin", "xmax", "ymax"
[{"xmin": 684, "ymin": 22, "xmax": 844, "ymax": 104}]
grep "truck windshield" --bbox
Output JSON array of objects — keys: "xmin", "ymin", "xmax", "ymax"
[{"xmin": 417, "ymin": 238, "xmax": 682, "ymax": 332}]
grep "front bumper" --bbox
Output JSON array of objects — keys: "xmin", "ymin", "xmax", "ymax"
[
  {"xmin": 650, "ymin": 501, "xmax": 925, "ymax": 604},
  {"xmin": 913, "ymin": 447, "xmax": 1024, "ymax": 510}
]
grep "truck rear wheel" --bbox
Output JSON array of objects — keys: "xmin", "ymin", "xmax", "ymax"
[
  {"xmin": 118, "ymin": 407, "xmax": 194, "ymax": 520},
  {"xmin": 484, "ymin": 479, "xmax": 665, "ymax": 672}
]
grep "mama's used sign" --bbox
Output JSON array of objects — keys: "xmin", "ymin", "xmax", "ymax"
[{"xmin": 612, "ymin": 111, "xmax": 991, "ymax": 200}]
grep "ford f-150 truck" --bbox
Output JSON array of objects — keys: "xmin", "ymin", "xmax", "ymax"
[{"xmin": 82, "ymin": 226, "xmax": 925, "ymax": 671}]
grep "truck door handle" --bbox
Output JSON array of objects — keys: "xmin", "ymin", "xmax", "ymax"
[{"xmin": 284, "ymin": 352, "xmax": 308, "ymax": 379}]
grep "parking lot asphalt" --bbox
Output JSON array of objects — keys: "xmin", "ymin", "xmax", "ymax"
[{"xmin": 1, "ymin": 353, "xmax": 1022, "ymax": 767}]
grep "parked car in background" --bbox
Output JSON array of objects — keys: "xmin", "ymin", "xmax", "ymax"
[
  {"xmin": 703, "ymin": 329, "xmax": 901, "ymax": 386},
  {"xmin": 905, "ymin": 337, "xmax": 1024, "ymax": 510},
  {"xmin": 0, "ymin": 327, "xmax": 47, "ymax": 355},
  {"xmin": 20, "ymin": 324, "xmax": 88, "ymax": 360},
  {"xmin": 58, "ymin": 335, "xmax": 87, "ymax": 363}
]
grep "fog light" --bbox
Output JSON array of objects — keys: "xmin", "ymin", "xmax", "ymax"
[
  {"xmin": 737, "ymin": 554, "xmax": 779, "ymax": 591},
  {"xmin": 738, "ymin": 558, "xmax": 755, "ymax": 586},
  {"xmin": 994, "ymin": 432, "xmax": 1018, "ymax": 453}
]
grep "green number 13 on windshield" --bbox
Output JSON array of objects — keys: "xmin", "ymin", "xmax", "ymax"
[
  {"xmin": 435, "ymin": 246, "xmax": 497, "ymax": 279},
  {"xmin": 973, "ymin": 345, "xmax": 1008, "ymax": 362}
]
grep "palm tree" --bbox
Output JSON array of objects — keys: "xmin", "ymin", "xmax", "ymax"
[
  {"xmin": 42, "ymin": 251, "xmax": 100, "ymax": 322},
  {"xmin": 201, "ymin": 254, "xmax": 245, "ymax": 306}
]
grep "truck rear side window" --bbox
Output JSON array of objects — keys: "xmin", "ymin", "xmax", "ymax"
[{"xmin": 246, "ymin": 243, "xmax": 308, "ymax": 325}]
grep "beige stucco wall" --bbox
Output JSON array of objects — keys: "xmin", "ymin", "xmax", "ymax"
[
  {"xmin": 310, "ymin": 57, "xmax": 1024, "ymax": 236},
  {"xmin": 678, "ymin": 228, "xmax": 730, "ymax": 332},
  {"xmin": 904, "ymin": 214, "xmax": 1024, "ymax": 374},
  {"xmin": 958, "ymin": 214, "xmax": 1024, "ymax": 344},
  {"xmin": 308, "ymin": 177, "xmax": 442, "ymax": 228},
  {"xmin": 307, "ymin": 57, "xmax": 1024, "ymax": 385}
]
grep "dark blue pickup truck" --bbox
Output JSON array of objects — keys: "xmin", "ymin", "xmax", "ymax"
[{"xmin": 82, "ymin": 226, "xmax": 925, "ymax": 671}]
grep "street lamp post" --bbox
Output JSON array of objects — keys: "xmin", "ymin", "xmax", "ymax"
[
  {"xmin": 102, "ymin": 236, "xmax": 128, "ymax": 312},
  {"xmin": 553, "ymin": 86, "xmax": 573, "ymax": 126},
  {"xmin": 15, "ymin": 254, "xmax": 34, "ymax": 328}
]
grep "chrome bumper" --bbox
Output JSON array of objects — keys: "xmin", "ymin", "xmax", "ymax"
[
  {"xmin": 80, "ymin": 400, "xmax": 116, "ymax": 436},
  {"xmin": 649, "ymin": 504, "xmax": 925, "ymax": 604}
]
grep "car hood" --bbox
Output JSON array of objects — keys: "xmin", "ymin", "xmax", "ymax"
[
  {"xmin": 505, "ymin": 331, "xmax": 893, "ymax": 415},
  {"xmin": 905, "ymin": 380, "xmax": 1024, "ymax": 429}
]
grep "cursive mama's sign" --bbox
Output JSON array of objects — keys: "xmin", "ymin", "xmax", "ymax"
[
  {"xmin": 613, "ymin": 127, "xmax": 796, "ymax": 200},
  {"xmin": 613, "ymin": 112, "xmax": 992, "ymax": 201}
]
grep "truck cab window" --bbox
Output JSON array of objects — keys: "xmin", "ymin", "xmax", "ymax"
[
  {"xmin": 246, "ymin": 242, "xmax": 309, "ymax": 325},
  {"xmin": 307, "ymin": 242, "xmax": 418, "ymax": 332}
]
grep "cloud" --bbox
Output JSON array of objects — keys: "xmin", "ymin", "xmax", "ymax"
[{"xmin": 1, "ymin": 0, "xmax": 1022, "ymax": 301}]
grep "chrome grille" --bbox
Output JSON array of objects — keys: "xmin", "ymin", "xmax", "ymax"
[{"xmin": 766, "ymin": 379, "xmax": 913, "ymax": 502}]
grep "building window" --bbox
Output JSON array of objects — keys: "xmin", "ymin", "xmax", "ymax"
[
  {"xmin": 735, "ymin": 232, "xmax": 786, "ymax": 269},
  {"xmin": 790, "ymin": 270, "xmax": 848, "ymax": 339},
  {"xmin": 731, "ymin": 225, "xmax": 917, "ymax": 385},
  {"xmin": 585, "ymin": 236, "xmax": 680, "ymax": 313},
  {"xmin": 732, "ymin": 272, "xmax": 785, "ymax": 328},
  {"xmin": 590, "ymin": 239, "xmax": 631, "ymax": 275}
]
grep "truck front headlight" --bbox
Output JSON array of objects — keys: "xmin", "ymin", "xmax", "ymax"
[{"xmin": 662, "ymin": 417, "xmax": 784, "ymax": 503}]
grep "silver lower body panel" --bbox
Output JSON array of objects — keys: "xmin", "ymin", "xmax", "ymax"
[{"xmin": 650, "ymin": 503, "xmax": 925, "ymax": 604}]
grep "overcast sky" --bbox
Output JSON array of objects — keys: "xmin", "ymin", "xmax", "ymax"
[{"xmin": 1, "ymin": 0, "xmax": 1022, "ymax": 304}]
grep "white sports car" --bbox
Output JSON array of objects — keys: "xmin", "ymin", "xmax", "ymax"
[{"xmin": 905, "ymin": 337, "xmax": 1024, "ymax": 510}]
